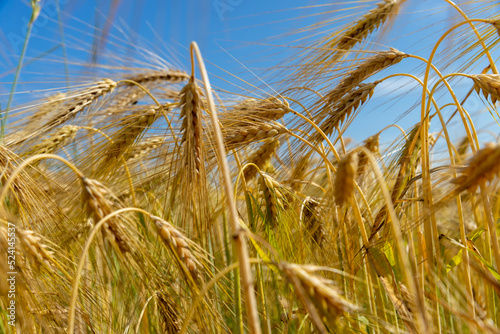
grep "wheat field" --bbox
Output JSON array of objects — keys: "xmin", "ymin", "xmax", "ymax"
[{"xmin": 1, "ymin": 1, "xmax": 500, "ymax": 333}]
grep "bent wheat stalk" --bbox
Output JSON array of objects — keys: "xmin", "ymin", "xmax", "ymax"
[{"xmin": 190, "ymin": 41, "xmax": 261, "ymax": 334}]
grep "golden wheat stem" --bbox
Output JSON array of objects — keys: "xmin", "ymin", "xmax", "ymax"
[
  {"xmin": 480, "ymin": 185, "xmax": 500, "ymax": 271},
  {"xmin": 0, "ymin": 153, "xmax": 83, "ymax": 211},
  {"xmin": 442, "ymin": 1, "xmax": 498, "ymax": 74},
  {"xmin": 179, "ymin": 258, "xmax": 264, "ymax": 334},
  {"xmin": 358, "ymin": 147, "xmax": 429, "ymax": 332},
  {"xmin": 280, "ymin": 98, "xmax": 340, "ymax": 161},
  {"xmin": 421, "ymin": 19, "xmax": 492, "ymax": 149},
  {"xmin": 190, "ymin": 41, "xmax": 262, "ymax": 334},
  {"xmin": 134, "ymin": 295, "xmax": 155, "ymax": 334},
  {"xmin": 67, "ymin": 207, "xmax": 151, "ymax": 334}
]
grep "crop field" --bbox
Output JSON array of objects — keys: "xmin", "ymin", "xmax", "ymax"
[{"xmin": 1, "ymin": 1, "xmax": 500, "ymax": 333}]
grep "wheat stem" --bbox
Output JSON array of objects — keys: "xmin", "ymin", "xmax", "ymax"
[{"xmin": 190, "ymin": 41, "xmax": 262, "ymax": 334}]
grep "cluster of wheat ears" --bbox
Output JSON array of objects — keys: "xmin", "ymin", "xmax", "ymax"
[{"xmin": 1, "ymin": 0, "xmax": 500, "ymax": 333}]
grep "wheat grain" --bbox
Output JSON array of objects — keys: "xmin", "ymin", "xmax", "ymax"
[{"xmin": 150, "ymin": 215, "xmax": 199, "ymax": 279}]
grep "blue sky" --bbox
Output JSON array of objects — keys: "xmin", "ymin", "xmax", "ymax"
[{"xmin": 0, "ymin": 0, "xmax": 498, "ymax": 147}]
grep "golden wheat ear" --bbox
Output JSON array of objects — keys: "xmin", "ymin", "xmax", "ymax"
[
  {"xmin": 150, "ymin": 215, "xmax": 200, "ymax": 280},
  {"xmin": 243, "ymin": 138, "xmax": 280, "ymax": 182},
  {"xmin": 451, "ymin": 143, "xmax": 500, "ymax": 194},
  {"xmin": 335, "ymin": 0, "xmax": 405, "ymax": 53},
  {"xmin": 80, "ymin": 177, "xmax": 130, "ymax": 253},
  {"xmin": 319, "ymin": 81, "xmax": 379, "ymax": 138},
  {"xmin": 282, "ymin": 264, "xmax": 359, "ymax": 325},
  {"xmin": 300, "ymin": 197, "xmax": 324, "ymax": 246},
  {"xmin": 334, "ymin": 152, "xmax": 359, "ymax": 206}
]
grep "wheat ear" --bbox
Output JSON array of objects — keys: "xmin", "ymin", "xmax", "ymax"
[
  {"xmin": 471, "ymin": 74, "xmax": 500, "ymax": 104},
  {"xmin": 81, "ymin": 177, "xmax": 129, "ymax": 252},
  {"xmin": 179, "ymin": 76, "xmax": 205, "ymax": 181},
  {"xmin": 334, "ymin": 152, "xmax": 359, "ymax": 206},
  {"xmin": 320, "ymin": 81, "xmax": 379, "ymax": 137},
  {"xmin": 282, "ymin": 264, "xmax": 359, "ymax": 321},
  {"xmin": 150, "ymin": 215, "xmax": 199, "ymax": 279},
  {"xmin": 243, "ymin": 138, "xmax": 280, "ymax": 181},
  {"xmin": 452, "ymin": 143, "xmax": 500, "ymax": 193},
  {"xmin": 25, "ymin": 125, "xmax": 79, "ymax": 156}
]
